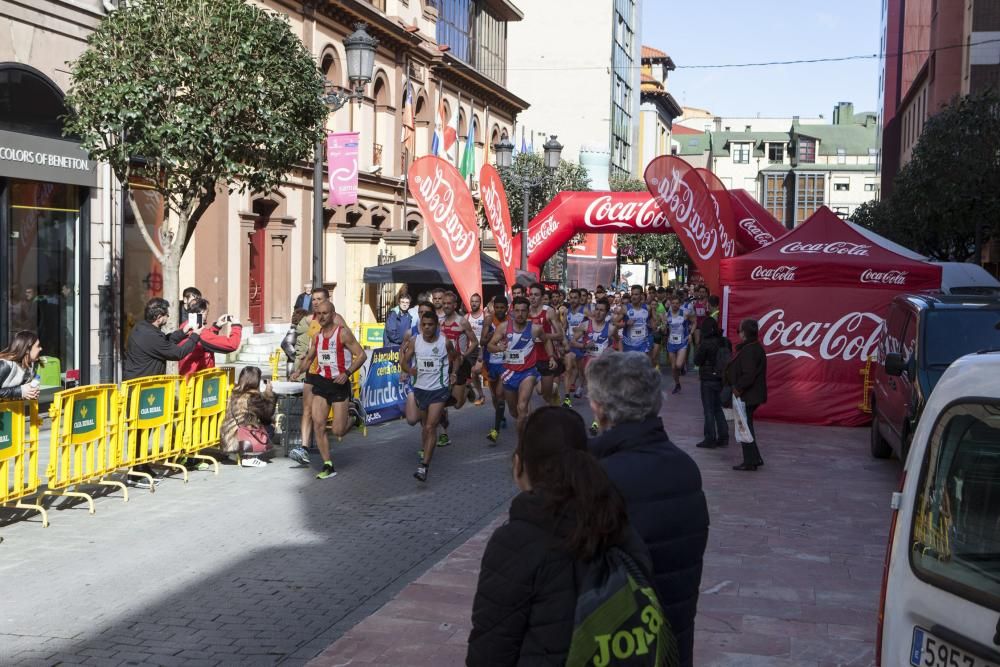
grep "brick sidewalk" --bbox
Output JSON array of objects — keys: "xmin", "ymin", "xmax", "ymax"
[{"xmin": 311, "ymin": 381, "xmax": 897, "ymax": 667}]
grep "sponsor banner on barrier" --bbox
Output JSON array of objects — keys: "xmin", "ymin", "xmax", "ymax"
[
  {"xmin": 0, "ymin": 408, "xmax": 14, "ymax": 460},
  {"xmin": 360, "ymin": 323, "xmax": 385, "ymax": 348},
  {"xmin": 137, "ymin": 386, "xmax": 167, "ymax": 426},
  {"xmin": 71, "ymin": 396, "xmax": 98, "ymax": 442},
  {"xmin": 361, "ymin": 346, "xmax": 407, "ymax": 426},
  {"xmin": 408, "ymin": 156, "xmax": 482, "ymax": 311},
  {"xmin": 200, "ymin": 377, "xmax": 221, "ymax": 410}
]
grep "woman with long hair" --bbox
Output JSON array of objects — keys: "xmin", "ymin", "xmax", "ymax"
[
  {"xmin": 467, "ymin": 406, "xmax": 653, "ymax": 665},
  {"xmin": 0, "ymin": 330, "xmax": 44, "ymax": 400},
  {"xmin": 220, "ymin": 366, "xmax": 276, "ymax": 467}
]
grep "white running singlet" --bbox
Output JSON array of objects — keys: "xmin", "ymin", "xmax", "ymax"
[{"xmin": 412, "ymin": 333, "xmax": 449, "ymax": 391}]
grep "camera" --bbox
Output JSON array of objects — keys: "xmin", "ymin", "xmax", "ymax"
[{"xmin": 187, "ymin": 312, "xmax": 205, "ymax": 328}]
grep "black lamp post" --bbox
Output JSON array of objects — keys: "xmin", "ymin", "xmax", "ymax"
[
  {"xmin": 493, "ymin": 134, "xmax": 563, "ymax": 272},
  {"xmin": 312, "ymin": 23, "xmax": 378, "ymax": 289}
]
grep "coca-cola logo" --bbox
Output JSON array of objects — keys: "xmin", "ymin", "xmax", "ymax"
[
  {"xmin": 779, "ymin": 241, "xmax": 871, "ymax": 256},
  {"xmin": 860, "ymin": 269, "xmax": 907, "ymax": 285},
  {"xmin": 757, "ymin": 308, "xmax": 884, "ymax": 362},
  {"xmin": 583, "ymin": 195, "xmax": 667, "ymax": 231},
  {"xmin": 750, "ymin": 265, "xmax": 797, "ymax": 281},
  {"xmin": 414, "ymin": 165, "xmax": 477, "ymax": 262},
  {"xmin": 649, "ymin": 168, "xmax": 718, "ymax": 261},
  {"xmin": 480, "ymin": 179, "xmax": 513, "ymax": 268},
  {"xmin": 738, "ymin": 217, "xmax": 775, "ymax": 246},
  {"xmin": 708, "ymin": 193, "xmax": 737, "ymax": 258},
  {"xmin": 528, "ymin": 215, "xmax": 559, "ymax": 253}
]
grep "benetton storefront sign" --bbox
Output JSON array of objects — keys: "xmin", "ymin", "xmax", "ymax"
[{"xmin": 0, "ymin": 129, "xmax": 97, "ymax": 187}]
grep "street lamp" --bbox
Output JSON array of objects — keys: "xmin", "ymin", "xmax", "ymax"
[
  {"xmin": 312, "ymin": 22, "xmax": 378, "ymax": 289},
  {"xmin": 493, "ymin": 134, "xmax": 563, "ymax": 272}
]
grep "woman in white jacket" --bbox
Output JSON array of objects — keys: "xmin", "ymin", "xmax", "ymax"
[{"xmin": 0, "ymin": 330, "xmax": 43, "ymax": 401}]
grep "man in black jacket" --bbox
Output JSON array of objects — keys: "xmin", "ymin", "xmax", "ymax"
[
  {"xmin": 693, "ymin": 316, "xmax": 731, "ymax": 448},
  {"xmin": 587, "ymin": 351, "xmax": 709, "ymax": 667},
  {"xmin": 123, "ymin": 298, "xmax": 203, "ymax": 381}
]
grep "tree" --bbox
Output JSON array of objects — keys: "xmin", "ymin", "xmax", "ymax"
[
  {"xmin": 497, "ymin": 152, "xmax": 591, "ymax": 234},
  {"xmin": 64, "ymin": 0, "xmax": 327, "ymax": 320},
  {"xmin": 855, "ymin": 91, "xmax": 1000, "ymax": 261},
  {"xmin": 612, "ymin": 177, "xmax": 691, "ymax": 272}
]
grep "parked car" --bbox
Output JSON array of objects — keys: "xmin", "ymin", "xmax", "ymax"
[
  {"xmin": 877, "ymin": 351, "xmax": 1000, "ymax": 667},
  {"xmin": 871, "ymin": 294, "xmax": 1000, "ymax": 460}
]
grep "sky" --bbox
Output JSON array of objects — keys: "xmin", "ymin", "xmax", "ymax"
[{"xmin": 641, "ymin": 0, "xmax": 884, "ymax": 119}]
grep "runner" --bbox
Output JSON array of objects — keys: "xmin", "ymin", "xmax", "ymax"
[
  {"xmin": 561, "ymin": 288, "xmax": 589, "ymax": 403},
  {"xmin": 438, "ymin": 291, "xmax": 479, "ymax": 446},
  {"xmin": 619, "ymin": 285, "xmax": 658, "ymax": 359},
  {"xmin": 400, "ymin": 300, "xmax": 436, "ymax": 428},
  {"xmin": 486, "ymin": 296, "xmax": 555, "ymax": 435},
  {"xmin": 463, "ymin": 293, "xmax": 487, "ymax": 406},
  {"xmin": 431, "ymin": 288, "xmax": 446, "ymax": 321},
  {"xmin": 527, "ymin": 283, "xmax": 564, "ymax": 406},
  {"xmin": 665, "ymin": 295, "xmax": 695, "ymax": 394},
  {"xmin": 480, "ymin": 296, "xmax": 510, "ymax": 443},
  {"xmin": 510, "ymin": 283, "xmax": 526, "ymax": 300},
  {"xmin": 648, "ymin": 288, "xmax": 668, "ymax": 369},
  {"xmin": 290, "ymin": 301, "xmax": 367, "ymax": 480},
  {"xmin": 569, "ymin": 297, "xmax": 619, "ymax": 435},
  {"xmin": 399, "ymin": 311, "xmax": 459, "ymax": 482}
]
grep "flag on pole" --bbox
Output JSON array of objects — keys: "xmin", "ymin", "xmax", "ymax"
[
  {"xmin": 520, "ymin": 126, "xmax": 527, "ymax": 154},
  {"xmin": 400, "ymin": 82, "xmax": 415, "ymax": 156},
  {"xmin": 431, "ymin": 86, "xmax": 445, "ymax": 156},
  {"xmin": 444, "ymin": 95, "xmax": 459, "ymax": 162},
  {"xmin": 528, "ymin": 129, "xmax": 534, "ymax": 154},
  {"xmin": 460, "ymin": 113, "xmax": 477, "ymax": 178},
  {"xmin": 512, "ymin": 121, "xmax": 520, "ymax": 156}
]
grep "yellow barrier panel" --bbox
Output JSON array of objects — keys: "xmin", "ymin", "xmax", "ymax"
[
  {"xmin": 45, "ymin": 384, "xmax": 128, "ymax": 513},
  {"xmin": 119, "ymin": 375, "xmax": 188, "ymax": 486},
  {"xmin": 180, "ymin": 368, "xmax": 231, "ymax": 474},
  {"xmin": 0, "ymin": 400, "xmax": 47, "ymax": 527}
]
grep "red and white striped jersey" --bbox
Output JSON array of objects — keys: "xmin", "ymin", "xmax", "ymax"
[{"xmin": 312, "ymin": 326, "xmax": 351, "ymax": 378}]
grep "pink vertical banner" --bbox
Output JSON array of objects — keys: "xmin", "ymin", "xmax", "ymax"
[{"xmin": 326, "ymin": 131, "xmax": 359, "ymax": 206}]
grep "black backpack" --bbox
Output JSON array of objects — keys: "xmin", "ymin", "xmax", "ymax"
[
  {"xmin": 712, "ymin": 341, "xmax": 732, "ymax": 379},
  {"xmin": 567, "ymin": 547, "xmax": 679, "ymax": 667}
]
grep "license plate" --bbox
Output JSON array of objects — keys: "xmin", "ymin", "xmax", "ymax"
[{"xmin": 911, "ymin": 627, "xmax": 997, "ymax": 667}]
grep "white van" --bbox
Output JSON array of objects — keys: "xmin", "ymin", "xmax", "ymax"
[{"xmin": 878, "ymin": 351, "xmax": 1000, "ymax": 666}]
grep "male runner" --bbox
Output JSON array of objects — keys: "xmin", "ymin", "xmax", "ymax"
[
  {"xmin": 480, "ymin": 296, "xmax": 510, "ymax": 443},
  {"xmin": 527, "ymin": 283, "xmax": 564, "ymax": 406},
  {"xmin": 511, "ymin": 283, "xmax": 526, "ymax": 300},
  {"xmin": 619, "ymin": 285, "xmax": 660, "ymax": 363},
  {"xmin": 400, "ymin": 312, "xmax": 459, "ymax": 482},
  {"xmin": 487, "ymin": 297, "xmax": 555, "ymax": 435},
  {"xmin": 290, "ymin": 301, "xmax": 367, "ymax": 479},
  {"xmin": 570, "ymin": 297, "xmax": 619, "ymax": 435},
  {"xmin": 562, "ymin": 288, "xmax": 590, "ymax": 403},
  {"xmin": 664, "ymin": 295, "xmax": 695, "ymax": 394},
  {"xmin": 431, "ymin": 288, "xmax": 446, "ymax": 321},
  {"xmin": 437, "ymin": 291, "xmax": 479, "ymax": 446},
  {"xmin": 464, "ymin": 293, "xmax": 487, "ymax": 405}
]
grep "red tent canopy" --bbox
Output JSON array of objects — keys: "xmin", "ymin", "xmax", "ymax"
[
  {"xmin": 720, "ymin": 206, "xmax": 941, "ymax": 290},
  {"xmin": 719, "ymin": 207, "xmax": 941, "ymax": 426}
]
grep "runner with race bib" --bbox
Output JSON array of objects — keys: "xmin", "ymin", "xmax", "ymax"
[{"xmin": 665, "ymin": 295, "xmax": 695, "ymax": 395}]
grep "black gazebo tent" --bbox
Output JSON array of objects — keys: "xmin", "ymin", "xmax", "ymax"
[{"xmin": 363, "ymin": 245, "xmax": 532, "ymax": 286}]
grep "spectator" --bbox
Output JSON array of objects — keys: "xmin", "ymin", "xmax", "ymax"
[
  {"xmin": 694, "ymin": 316, "xmax": 731, "ymax": 449},
  {"xmin": 707, "ymin": 295, "xmax": 721, "ymax": 321},
  {"xmin": 0, "ymin": 331, "xmax": 43, "ymax": 401},
  {"xmin": 726, "ymin": 318, "xmax": 767, "ymax": 471},
  {"xmin": 220, "ymin": 366, "xmax": 276, "ymax": 468},
  {"xmin": 587, "ymin": 351, "xmax": 709, "ymax": 667},
  {"xmin": 384, "ymin": 293, "xmax": 414, "ymax": 345},
  {"xmin": 177, "ymin": 298, "xmax": 243, "ymax": 376},
  {"xmin": 180, "ymin": 286, "xmax": 202, "ymax": 325},
  {"xmin": 467, "ymin": 406, "xmax": 652, "ymax": 665}
]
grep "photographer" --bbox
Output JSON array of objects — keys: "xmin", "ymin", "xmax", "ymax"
[
  {"xmin": 178, "ymin": 298, "xmax": 243, "ymax": 376},
  {"xmin": 123, "ymin": 298, "xmax": 203, "ymax": 382}
]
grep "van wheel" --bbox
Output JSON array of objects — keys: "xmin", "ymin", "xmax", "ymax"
[{"xmin": 870, "ymin": 409, "xmax": 892, "ymax": 459}]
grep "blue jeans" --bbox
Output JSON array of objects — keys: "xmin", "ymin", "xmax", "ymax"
[{"xmin": 700, "ymin": 380, "xmax": 729, "ymax": 443}]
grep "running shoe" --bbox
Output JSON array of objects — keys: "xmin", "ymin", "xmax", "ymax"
[
  {"xmin": 672, "ymin": 383, "xmax": 682, "ymax": 394},
  {"xmin": 241, "ymin": 456, "xmax": 267, "ymax": 468},
  {"xmin": 473, "ymin": 397, "xmax": 486, "ymax": 406},
  {"xmin": 589, "ymin": 421, "xmax": 599, "ymax": 436},
  {"xmin": 316, "ymin": 463, "xmax": 337, "ymax": 480},
  {"xmin": 288, "ymin": 447, "xmax": 310, "ymax": 465},
  {"xmin": 414, "ymin": 464, "xmax": 428, "ymax": 482},
  {"xmin": 562, "ymin": 395, "xmax": 572, "ymax": 408},
  {"xmin": 437, "ymin": 433, "xmax": 452, "ymax": 448},
  {"xmin": 486, "ymin": 429, "xmax": 499, "ymax": 444}
]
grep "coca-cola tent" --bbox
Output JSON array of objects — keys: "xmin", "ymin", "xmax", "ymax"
[{"xmin": 720, "ymin": 207, "xmax": 942, "ymax": 426}]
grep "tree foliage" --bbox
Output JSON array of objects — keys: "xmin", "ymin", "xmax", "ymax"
[
  {"xmin": 497, "ymin": 152, "xmax": 591, "ymax": 233},
  {"xmin": 64, "ymin": 0, "xmax": 328, "ymax": 312},
  {"xmin": 852, "ymin": 91, "xmax": 1000, "ymax": 261},
  {"xmin": 612, "ymin": 177, "xmax": 691, "ymax": 270}
]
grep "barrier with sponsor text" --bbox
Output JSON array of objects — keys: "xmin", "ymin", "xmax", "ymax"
[
  {"xmin": 721, "ymin": 207, "xmax": 941, "ymax": 425},
  {"xmin": 359, "ymin": 346, "xmax": 408, "ymax": 426}
]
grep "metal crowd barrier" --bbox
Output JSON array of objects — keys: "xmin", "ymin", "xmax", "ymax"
[
  {"xmin": 45, "ymin": 384, "xmax": 128, "ymax": 514},
  {"xmin": 120, "ymin": 376, "xmax": 188, "ymax": 486},
  {"xmin": 179, "ymin": 368, "xmax": 230, "ymax": 475},
  {"xmin": 0, "ymin": 399, "xmax": 47, "ymax": 527}
]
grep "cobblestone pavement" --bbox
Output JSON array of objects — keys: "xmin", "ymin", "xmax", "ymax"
[
  {"xmin": 0, "ymin": 395, "xmax": 537, "ymax": 666},
  {"xmin": 313, "ymin": 375, "xmax": 901, "ymax": 667}
]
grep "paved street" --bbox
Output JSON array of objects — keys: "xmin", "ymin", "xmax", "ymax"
[
  {"xmin": 1, "ymin": 375, "xmax": 901, "ymax": 666},
  {"xmin": 313, "ymin": 378, "xmax": 901, "ymax": 667}
]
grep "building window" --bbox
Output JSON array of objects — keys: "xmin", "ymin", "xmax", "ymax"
[
  {"xmin": 437, "ymin": 0, "xmax": 472, "ymax": 63},
  {"xmin": 837, "ymin": 147, "xmax": 847, "ymax": 164},
  {"xmin": 798, "ymin": 138, "xmax": 816, "ymax": 164},
  {"xmin": 795, "ymin": 173, "xmax": 825, "ymax": 225},
  {"xmin": 834, "ymin": 181, "xmax": 850, "ymax": 191},
  {"xmin": 474, "ymin": 5, "xmax": 507, "ymax": 85},
  {"xmin": 763, "ymin": 173, "xmax": 787, "ymax": 227},
  {"xmin": 768, "ymin": 143, "xmax": 784, "ymax": 163},
  {"xmin": 868, "ymin": 147, "xmax": 879, "ymax": 164},
  {"xmin": 732, "ymin": 143, "xmax": 750, "ymax": 164},
  {"xmin": 864, "ymin": 182, "xmax": 878, "ymax": 191}
]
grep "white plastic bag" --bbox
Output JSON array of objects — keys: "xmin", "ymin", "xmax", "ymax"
[{"xmin": 732, "ymin": 397, "xmax": 754, "ymax": 444}]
